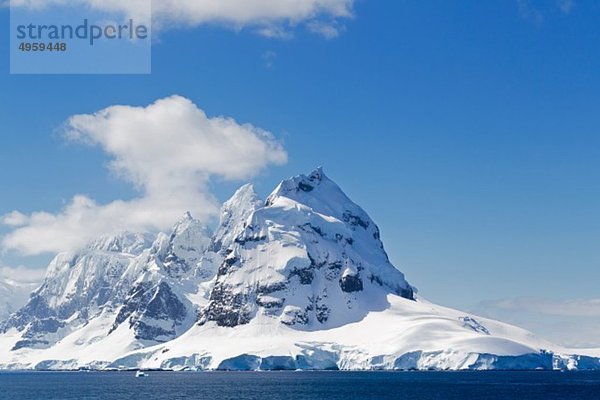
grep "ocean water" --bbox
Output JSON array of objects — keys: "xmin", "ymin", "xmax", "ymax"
[{"xmin": 0, "ymin": 371, "xmax": 599, "ymax": 400}]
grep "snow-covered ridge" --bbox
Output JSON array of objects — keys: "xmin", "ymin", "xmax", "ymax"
[{"xmin": 0, "ymin": 168, "xmax": 598, "ymax": 371}]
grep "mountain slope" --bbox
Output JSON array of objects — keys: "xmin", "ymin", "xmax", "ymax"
[
  {"xmin": 107, "ymin": 294, "xmax": 570, "ymax": 371},
  {"xmin": 0, "ymin": 168, "xmax": 598, "ymax": 371}
]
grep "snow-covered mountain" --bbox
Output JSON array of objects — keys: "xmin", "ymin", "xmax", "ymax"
[
  {"xmin": 0, "ymin": 218, "xmax": 217, "ymax": 369},
  {"xmin": 0, "ymin": 168, "xmax": 598, "ymax": 371},
  {"xmin": 200, "ymin": 168, "xmax": 414, "ymax": 330}
]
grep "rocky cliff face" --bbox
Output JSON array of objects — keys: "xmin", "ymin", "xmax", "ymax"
[
  {"xmin": 1, "ymin": 233, "xmax": 153, "ymax": 350},
  {"xmin": 106, "ymin": 214, "xmax": 215, "ymax": 343}
]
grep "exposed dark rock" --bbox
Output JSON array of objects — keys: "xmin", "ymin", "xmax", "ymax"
[
  {"xmin": 224, "ymin": 257, "xmax": 238, "ymax": 267},
  {"xmin": 342, "ymin": 211, "xmax": 370, "ymax": 229},
  {"xmin": 110, "ymin": 281, "xmax": 188, "ymax": 341},
  {"xmin": 281, "ymin": 307, "xmax": 309, "ymax": 326},
  {"xmin": 307, "ymin": 253, "xmax": 326, "ymax": 270},
  {"xmin": 11, "ymin": 339, "xmax": 50, "ymax": 351},
  {"xmin": 340, "ymin": 274, "xmax": 363, "ymax": 293},
  {"xmin": 324, "ymin": 262, "xmax": 343, "ymax": 280},
  {"xmin": 256, "ymin": 296, "xmax": 284, "ymax": 309},
  {"xmin": 257, "ymin": 282, "xmax": 287, "ymax": 295},
  {"xmin": 24, "ymin": 318, "xmax": 63, "ymax": 337},
  {"xmin": 198, "ymin": 285, "xmax": 252, "ymax": 328},
  {"xmin": 218, "ymin": 257, "xmax": 239, "ymax": 275},
  {"xmin": 373, "ymin": 228, "xmax": 381, "ymax": 241},
  {"xmin": 298, "ymin": 182, "xmax": 314, "ymax": 192},
  {"xmin": 289, "ymin": 267, "xmax": 315, "ymax": 285},
  {"xmin": 459, "ymin": 316, "xmax": 490, "ymax": 335},
  {"xmin": 133, "ymin": 322, "xmax": 173, "ymax": 342},
  {"xmin": 315, "ymin": 297, "xmax": 330, "ymax": 323},
  {"xmin": 234, "ymin": 235, "xmax": 267, "ymax": 246},
  {"xmin": 369, "ymin": 274, "xmax": 384, "ymax": 287},
  {"xmin": 400, "ymin": 287, "xmax": 415, "ymax": 301},
  {"xmin": 162, "ymin": 253, "xmax": 189, "ymax": 277},
  {"xmin": 12, "ymin": 318, "xmax": 65, "ymax": 351},
  {"xmin": 110, "ymin": 282, "xmax": 152, "ymax": 333},
  {"xmin": 298, "ymin": 223, "xmax": 325, "ymax": 237},
  {"xmin": 368, "ymin": 274, "xmax": 415, "ymax": 300},
  {"xmin": 1, "ymin": 294, "xmax": 53, "ymax": 333}
]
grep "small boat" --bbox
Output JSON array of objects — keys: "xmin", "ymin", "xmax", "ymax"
[{"xmin": 135, "ymin": 371, "xmax": 148, "ymax": 378}]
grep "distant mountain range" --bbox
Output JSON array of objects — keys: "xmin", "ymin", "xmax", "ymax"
[{"xmin": 1, "ymin": 169, "xmax": 598, "ymax": 371}]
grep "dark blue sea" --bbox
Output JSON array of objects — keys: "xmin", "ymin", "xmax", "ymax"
[{"xmin": 1, "ymin": 371, "xmax": 599, "ymax": 399}]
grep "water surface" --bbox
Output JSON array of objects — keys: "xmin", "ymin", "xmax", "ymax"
[{"xmin": 1, "ymin": 371, "xmax": 599, "ymax": 399}]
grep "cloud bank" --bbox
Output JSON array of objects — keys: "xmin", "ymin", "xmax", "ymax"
[
  {"xmin": 1, "ymin": 95, "xmax": 287, "ymax": 256},
  {"xmin": 477, "ymin": 297, "xmax": 600, "ymax": 318},
  {"xmin": 0, "ymin": 265, "xmax": 46, "ymax": 285},
  {"xmin": 516, "ymin": 0, "xmax": 577, "ymax": 24},
  {"xmin": 7, "ymin": 0, "xmax": 355, "ymax": 38},
  {"xmin": 472, "ymin": 297, "xmax": 600, "ymax": 348}
]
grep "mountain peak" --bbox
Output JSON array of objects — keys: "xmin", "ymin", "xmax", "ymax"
[
  {"xmin": 154, "ymin": 213, "xmax": 213, "ymax": 278},
  {"xmin": 172, "ymin": 212, "xmax": 211, "ymax": 238},
  {"xmin": 200, "ymin": 168, "xmax": 414, "ymax": 330},
  {"xmin": 84, "ymin": 231, "xmax": 153, "ymax": 256},
  {"xmin": 223, "ymin": 184, "xmax": 261, "ymax": 212},
  {"xmin": 181, "ymin": 211, "xmax": 194, "ymax": 221},
  {"xmin": 308, "ymin": 166, "xmax": 325, "ymax": 180},
  {"xmin": 267, "ymin": 167, "xmax": 331, "ymax": 202},
  {"xmin": 213, "ymin": 183, "xmax": 263, "ymax": 252},
  {"xmin": 234, "ymin": 182, "xmax": 257, "ymax": 197},
  {"xmin": 266, "ymin": 169, "xmax": 376, "ymax": 237}
]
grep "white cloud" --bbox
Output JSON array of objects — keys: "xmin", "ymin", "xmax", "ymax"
[
  {"xmin": 306, "ymin": 21, "xmax": 343, "ymax": 39},
  {"xmin": 0, "ymin": 265, "xmax": 46, "ymax": 285},
  {"xmin": 1, "ymin": 211, "xmax": 29, "ymax": 227},
  {"xmin": 557, "ymin": 0, "xmax": 575, "ymax": 14},
  {"xmin": 1, "ymin": 95, "xmax": 287, "ymax": 256},
  {"xmin": 262, "ymin": 50, "xmax": 277, "ymax": 69},
  {"xmin": 472, "ymin": 297, "xmax": 600, "ymax": 348},
  {"xmin": 517, "ymin": 0, "xmax": 544, "ymax": 25},
  {"xmin": 254, "ymin": 25, "xmax": 294, "ymax": 40},
  {"xmin": 477, "ymin": 297, "xmax": 600, "ymax": 318},
  {"xmin": 8, "ymin": 0, "xmax": 355, "ymax": 37}
]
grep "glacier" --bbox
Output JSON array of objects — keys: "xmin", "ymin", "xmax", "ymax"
[{"xmin": 0, "ymin": 168, "xmax": 598, "ymax": 371}]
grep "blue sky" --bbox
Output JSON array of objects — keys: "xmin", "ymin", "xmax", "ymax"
[{"xmin": 1, "ymin": 1, "xmax": 599, "ymax": 346}]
